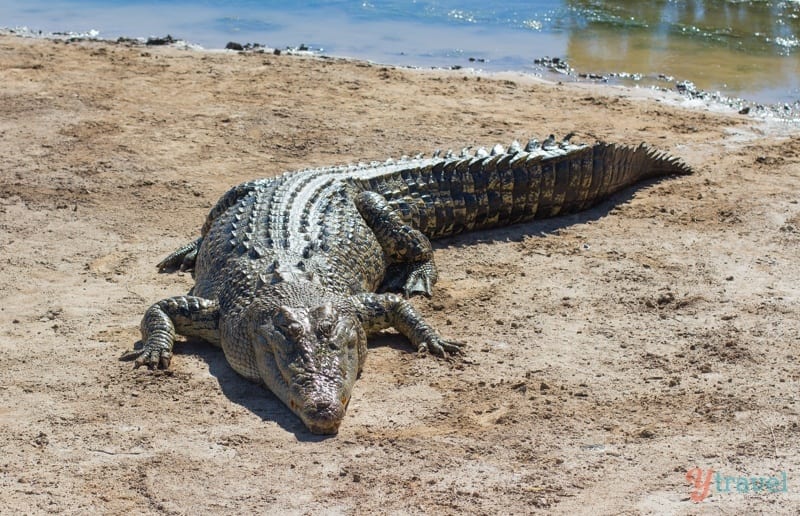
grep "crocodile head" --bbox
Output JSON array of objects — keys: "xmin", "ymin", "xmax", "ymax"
[{"xmin": 253, "ymin": 302, "xmax": 367, "ymax": 434}]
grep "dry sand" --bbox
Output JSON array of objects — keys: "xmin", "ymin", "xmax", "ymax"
[{"xmin": 1, "ymin": 35, "xmax": 799, "ymax": 514}]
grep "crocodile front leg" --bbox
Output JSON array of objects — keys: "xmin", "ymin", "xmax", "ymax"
[
  {"xmin": 355, "ymin": 191, "xmax": 438, "ymax": 298},
  {"xmin": 351, "ymin": 293, "xmax": 461, "ymax": 357},
  {"xmin": 136, "ymin": 296, "xmax": 220, "ymax": 369}
]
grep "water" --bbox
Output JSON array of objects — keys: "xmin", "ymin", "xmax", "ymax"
[{"xmin": 2, "ymin": 1, "xmax": 799, "ymax": 104}]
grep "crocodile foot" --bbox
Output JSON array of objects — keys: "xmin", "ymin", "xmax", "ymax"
[
  {"xmin": 380, "ymin": 262, "xmax": 438, "ymax": 298},
  {"xmin": 403, "ymin": 264, "xmax": 437, "ymax": 298},
  {"xmin": 156, "ymin": 237, "xmax": 202, "ymax": 273},
  {"xmin": 417, "ymin": 336, "xmax": 464, "ymax": 358},
  {"xmin": 133, "ymin": 342, "xmax": 173, "ymax": 369}
]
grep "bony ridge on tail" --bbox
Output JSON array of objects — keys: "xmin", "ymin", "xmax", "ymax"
[{"xmin": 133, "ymin": 134, "xmax": 693, "ymax": 434}]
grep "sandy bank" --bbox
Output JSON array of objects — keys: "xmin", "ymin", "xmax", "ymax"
[{"xmin": 1, "ymin": 35, "xmax": 799, "ymax": 513}]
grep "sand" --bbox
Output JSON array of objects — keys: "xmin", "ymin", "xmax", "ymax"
[{"xmin": 1, "ymin": 35, "xmax": 799, "ymax": 514}]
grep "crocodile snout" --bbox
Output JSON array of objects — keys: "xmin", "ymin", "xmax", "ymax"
[{"xmin": 303, "ymin": 399, "xmax": 347, "ymax": 435}]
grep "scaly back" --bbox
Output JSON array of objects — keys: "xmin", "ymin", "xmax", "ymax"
[{"xmin": 347, "ymin": 138, "xmax": 692, "ymax": 239}]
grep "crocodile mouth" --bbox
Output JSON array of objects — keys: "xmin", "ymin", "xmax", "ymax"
[
  {"xmin": 293, "ymin": 396, "xmax": 349, "ymax": 435},
  {"xmin": 256, "ymin": 345, "xmax": 354, "ymax": 434},
  {"xmin": 253, "ymin": 309, "xmax": 362, "ymax": 434},
  {"xmin": 289, "ymin": 374, "xmax": 351, "ymax": 435}
]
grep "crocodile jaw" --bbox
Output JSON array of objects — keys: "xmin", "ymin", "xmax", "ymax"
[
  {"xmin": 258, "ymin": 342, "xmax": 359, "ymax": 435},
  {"xmin": 290, "ymin": 373, "xmax": 351, "ymax": 435},
  {"xmin": 253, "ymin": 304, "xmax": 365, "ymax": 435}
]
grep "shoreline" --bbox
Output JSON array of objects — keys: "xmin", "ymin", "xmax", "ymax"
[
  {"xmin": 2, "ymin": 33, "xmax": 799, "ymax": 514},
  {"xmin": 3, "ymin": 25, "xmax": 799, "ymax": 122}
]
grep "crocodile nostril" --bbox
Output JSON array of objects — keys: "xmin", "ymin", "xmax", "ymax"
[{"xmin": 315, "ymin": 399, "xmax": 344, "ymax": 416}]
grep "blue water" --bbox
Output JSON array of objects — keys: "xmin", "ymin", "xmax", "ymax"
[{"xmin": 2, "ymin": 1, "xmax": 799, "ymax": 104}]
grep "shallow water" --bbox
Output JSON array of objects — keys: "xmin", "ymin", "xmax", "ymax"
[{"xmin": 2, "ymin": 1, "xmax": 799, "ymax": 104}]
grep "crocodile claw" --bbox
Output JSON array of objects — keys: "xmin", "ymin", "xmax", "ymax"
[
  {"xmin": 380, "ymin": 262, "xmax": 438, "ymax": 298},
  {"xmin": 157, "ymin": 238, "xmax": 201, "ymax": 273},
  {"xmin": 403, "ymin": 268, "xmax": 435, "ymax": 298},
  {"xmin": 417, "ymin": 337, "xmax": 464, "ymax": 358},
  {"xmin": 133, "ymin": 346, "xmax": 172, "ymax": 370}
]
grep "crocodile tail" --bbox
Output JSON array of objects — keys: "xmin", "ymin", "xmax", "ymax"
[
  {"xmin": 561, "ymin": 142, "xmax": 693, "ymax": 215},
  {"xmin": 361, "ymin": 140, "xmax": 691, "ymax": 239}
]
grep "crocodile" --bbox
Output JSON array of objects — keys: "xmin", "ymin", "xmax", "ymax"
[{"xmin": 135, "ymin": 135, "xmax": 692, "ymax": 434}]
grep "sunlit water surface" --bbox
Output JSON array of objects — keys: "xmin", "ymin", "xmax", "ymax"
[{"xmin": 2, "ymin": 1, "xmax": 799, "ymax": 104}]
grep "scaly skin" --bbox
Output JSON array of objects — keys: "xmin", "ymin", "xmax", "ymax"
[{"xmin": 135, "ymin": 136, "xmax": 692, "ymax": 434}]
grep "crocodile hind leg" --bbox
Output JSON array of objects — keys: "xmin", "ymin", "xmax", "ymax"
[
  {"xmin": 351, "ymin": 292, "xmax": 461, "ymax": 356},
  {"xmin": 156, "ymin": 237, "xmax": 203, "ymax": 273},
  {"xmin": 355, "ymin": 191, "xmax": 438, "ymax": 298},
  {"xmin": 136, "ymin": 296, "xmax": 220, "ymax": 369}
]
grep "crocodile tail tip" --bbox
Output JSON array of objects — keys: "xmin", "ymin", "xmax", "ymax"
[{"xmin": 641, "ymin": 142, "xmax": 694, "ymax": 175}]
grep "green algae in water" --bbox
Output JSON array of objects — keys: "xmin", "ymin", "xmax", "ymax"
[{"xmin": 560, "ymin": 1, "xmax": 800, "ymax": 103}]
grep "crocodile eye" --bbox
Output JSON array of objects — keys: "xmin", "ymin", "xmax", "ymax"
[
  {"xmin": 286, "ymin": 322, "xmax": 303, "ymax": 339},
  {"xmin": 317, "ymin": 319, "xmax": 334, "ymax": 338}
]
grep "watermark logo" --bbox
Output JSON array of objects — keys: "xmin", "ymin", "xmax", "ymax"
[
  {"xmin": 686, "ymin": 467, "xmax": 714, "ymax": 502},
  {"xmin": 686, "ymin": 467, "xmax": 788, "ymax": 502}
]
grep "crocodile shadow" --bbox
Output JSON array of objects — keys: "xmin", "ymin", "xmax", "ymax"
[
  {"xmin": 127, "ymin": 339, "xmax": 330, "ymax": 440},
  {"xmin": 433, "ymin": 177, "xmax": 666, "ymax": 248}
]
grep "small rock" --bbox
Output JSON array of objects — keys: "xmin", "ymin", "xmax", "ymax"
[
  {"xmin": 638, "ymin": 427, "xmax": 656, "ymax": 438},
  {"xmin": 146, "ymin": 35, "xmax": 176, "ymax": 46},
  {"xmin": 657, "ymin": 292, "xmax": 674, "ymax": 305}
]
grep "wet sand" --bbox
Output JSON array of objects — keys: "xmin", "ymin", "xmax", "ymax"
[{"xmin": 1, "ymin": 35, "xmax": 799, "ymax": 513}]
